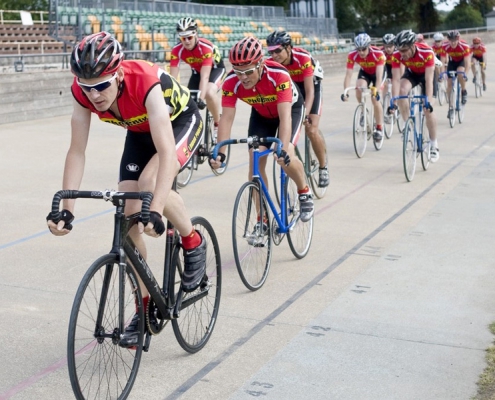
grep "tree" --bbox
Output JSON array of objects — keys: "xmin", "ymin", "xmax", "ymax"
[
  {"xmin": 417, "ymin": 0, "xmax": 440, "ymax": 33},
  {"xmin": 444, "ymin": 2, "xmax": 484, "ymax": 28},
  {"xmin": 0, "ymin": 0, "xmax": 47, "ymax": 10}
]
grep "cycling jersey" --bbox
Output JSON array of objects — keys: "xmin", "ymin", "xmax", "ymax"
[
  {"xmin": 346, "ymin": 46, "xmax": 385, "ymax": 75},
  {"xmin": 267, "ymin": 47, "xmax": 315, "ymax": 83},
  {"xmin": 471, "ymin": 44, "xmax": 486, "ymax": 60},
  {"xmin": 221, "ymin": 59, "xmax": 300, "ymax": 119},
  {"xmin": 431, "ymin": 42, "xmax": 446, "ymax": 59},
  {"xmin": 442, "ymin": 40, "xmax": 471, "ymax": 62},
  {"xmin": 391, "ymin": 43, "xmax": 435, "ymax": 74},
  {"xmin": 170, "ymin": 37, "xmax": 223, "ymax": 73},
  {"xmin": 72, "ymin": 60, "xmax": 191, "ymax": 131}
]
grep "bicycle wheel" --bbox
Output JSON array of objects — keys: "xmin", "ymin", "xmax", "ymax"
[
  {"xmin": 373, "ymin": 116, "xmax": 384, "ymax": 151},
  {"xmin": 353, "ymin": 103, "xmax": 367, "ymax": 158},
  {"xmin": 172, "ymin": 216, "xmax": 222, "ymax": 353},
  {"xmin": 475, "ymin": 68, "xmax": 482, "ymax": 98},
  {"xmin": 438, "ymin": 79, "xmax": 446, "ymax": 106},
  {"xmin": 232, "ymin": 181, "xmax": 272, "ymax": 291},
  {"xmin": 307, "ymin": 130, "xmax": 328, "ymax": 199},
  {"xmin": 383, "ymin": 92, "xmax": 394, "ymax": 139},
  {"xmin": 68, "ymin": 254, "xmax": 144, "ymax": 400},
  {"xmin": 457, "ymin": 81, "xmax": 465, "ymax": 124},
  {"xmin": 286, "ymin": 176, "xmax": 313, "ymax": 259},
  {"xmin": 420, "ymin": 113, "xmax": 430, "ymax": 171},
  {"xmin": 403, "ymin": 117, "xmax": 417, "ymax": 182},
  {"xmin": 205, "ymin": 113, "xmax": 231, "ymax": 176},
  {"xmin": 448, "ymin": 86, "xmax": 456, "ymax": 128},
  {"xmin": 177, "ymin": 156, "xmax": 195, "ymax": 188}
]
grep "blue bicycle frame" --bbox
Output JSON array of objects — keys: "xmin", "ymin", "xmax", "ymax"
[{"xmin": 390, "ymin": 94, "xmax": 429, "ymax": 151}]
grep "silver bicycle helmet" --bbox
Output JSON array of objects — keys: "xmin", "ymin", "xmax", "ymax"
[
  {"xmin": 176, "ymin": 17, "xmax": 197, "ymax": 34},
  {"xmin": 395, "ymin": 29, "xmax": 417, "ymax": 48},
  {"xmin": 354, "ymin": 33, "xmax": 371, "ymax": 49},
  {"xmin": 433, "ymin": 32, "xmax": 444, "ymax": 41},
  {"xmin": 447, "ymin": 30, "xmax": 460, "ymax": 40},
  {"xmin": 382, "ymin": 33, "xmax": 395, "ymax": 45}
]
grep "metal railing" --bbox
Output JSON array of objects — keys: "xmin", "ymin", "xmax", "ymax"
[{"xmin": 0, "ymin": 9, "xmax": 49, "ymax": 24}]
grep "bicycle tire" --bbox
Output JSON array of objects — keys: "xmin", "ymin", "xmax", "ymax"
[
  {"xmin": 232, "ymin": 181, "xmax": 272, "ymax": 291},
  {"xmin": 420, "ymin": 113, "xmax": 430, "ymax": 171},
  {"xmin": 308, "ymin": 130, "xmax": 328, "ymax": 199},
  {"xmin": 353, "ymin": 103, "xmax": 367, "ymax": 158},
  {"xmin": 403, "ymin": 117, "xmax": 417, "ymax": 182},
  {"xmin": 383, "ymin": 92, "xmax": 394, "ymax": 139},
  {"xmin": 448, "ymin": 86, "xmax": 456, "ymax": 128},
  {"xmin": 475, "ymin": 67, "xmax": 482, "ymax": 98},
  {"xmin": 68, "ymin": 253, "xmax": 144, "ymax": 400},
  {"xmin": 286, "ymin": 176, "xmax": 313, "ymax": 259},
  {"xmin": 177, "ymin": 157, "xmax": 195, "ymax": 188},
  {"xmin": 438, "ymin": 79, "xmax": 446, "ymax": 106},
  {"xmin": 205, "ymin": 112, "xmax": 231, "ymax": 176},
  {"xmin": 373, "ymin": 118, "xmax": 384, "ymax": 151},
  {"xmin": 172, "ymin": 216, "xmax": 222, "ymax": 353}
]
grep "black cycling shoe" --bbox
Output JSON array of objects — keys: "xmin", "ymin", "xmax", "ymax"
[
  {"xmin": 120, "ymin": 313, "xmax": 140, "ymax": 348},
  {"xmin": 182, "ymin": 231, "xmax": 207, "ymax": 292}
]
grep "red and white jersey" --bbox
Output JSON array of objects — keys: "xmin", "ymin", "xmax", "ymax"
[
  {"xmin": 170, "ymin": 37, "xmax": 222, "ymax": 73},
  {"xmin": 221, "ymin": 60, "xmax": 296, "ymax": 119},
  {"xmin": 431, "ymin": 42, "xmax": 446, "ymax": 58},
  {"xmin": 391, "ymin": 43, "xmax": 435, "ymax": 74},
  {"xmin": 470, "ymin": 43, "xmax": 487, "ymax": 59},
  {"xmin": 442, "ymin": 40, "xmax": 471, "ymax": 62},
  {"xmin": 346, "ymin": 46, "xmax": 386, "ymax": 75},
  {"xmin": 72, "ymin": 60, "xmax": 190, "ymax": 132},
  {"xmin": 267, "ymin": 47, "xmax": 315, "ymax": 83},
  {"xmin": 379, "ymin": 46, "xmax": 395, "ymax": 66}
]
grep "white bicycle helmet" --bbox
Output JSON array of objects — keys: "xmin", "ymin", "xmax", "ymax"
[
  {"xmin": 354, "ymin": 33, "xmax": 371, "ymax": 49},
  {"xmin": 433, "ymin": 32, "xmax": 444, "ymax": 41},
  {"xmin": 176, "ymin": 17, "xmax": 197, "ymax": 35},
  {"xmin": 382, "ymin": 33, "xmax": 395, "ymax": 45}
]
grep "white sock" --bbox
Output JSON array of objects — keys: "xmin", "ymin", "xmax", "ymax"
[{"xmin": 431, "ymin": 139, "xmax": 438, "ymax": 148}]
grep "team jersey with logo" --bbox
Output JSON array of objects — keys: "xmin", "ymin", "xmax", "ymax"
[
  {"xmin": 346, "ymin": 46, "xmax": 386, "ymax": 75},
  {"xmin": 71, "ymin": 60, "xmax": 191, "ymax": 132},
  {"xmin": 267, "ymin": 47, "xmax": 315, "ymax": 83},
  {"xmin": 221, "ymin": 59, "xmax": 296, "ymax": 119},
  {"xmin": 170, "ymin": 37, "xmax": 222, "ymax": 73},
  {"xmin": 391, "ymin": 43, "xmax": 435, "ymax": 74},
  {"xmin": 431, "ymin": 42, "xmax": 446, "ymax": 58},
  {"xmin": 470, "ymin": 43, "xmax": 487, "ymax": 59},
  {"xmin": 442, "ymin": 40, "xmax": 471, "ymax": 62},
  {"xmin": 379, "ymin": 47, "xmax": 395, "ymax": 66}
]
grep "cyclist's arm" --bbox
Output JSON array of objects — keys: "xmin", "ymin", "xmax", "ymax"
[
  {"xmin": 343, "ymin": 67, "xmax": 353, "ymax": 91},
  {"xmin": 391, "ymin": 67, "xmax": 401, "ymax": 99},
  {"xmin": 424, "ymin": 65, "xmax": 434, "ymax": 104},
  {"xmin": 169, "ymin": 65, "xmax": 180, "ymax": 80},
  {"xmin": 210, "ymin": 106, "xmax": 235, "ymax": 168},
  {"xmin": 199, "ymin": 64, "xmax": 212, "ymax": 102},
  {"xmin": 277, "ymin": 101, "xmax": 292, "ymax": 152},
  {"xmin": 302, "ymin": 75, "xmax": 314, "ymax": 118},
  {"xmin": 146, "ymin": 84, "xmax": 179, "ymax": 215},
  {"xmin": 374, "ymin": 64, "xmax": 384, "ymax": 95}
]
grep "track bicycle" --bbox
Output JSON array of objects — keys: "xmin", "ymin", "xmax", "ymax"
[
  {"xmin": 473, "ymin": 60, "xmax": 484, "ymax": 98},
  {"xmin": 343, "ymin": 85, "xmax": 384, "ymax": 158},
  {"xmin": 435, "ymin": 71, "xmax": 448, "ymax": 106},
  {"xmin": 176, "ymin": 90, "xmax": 231, "ymax": 188},
  {"xmin": 381, "ymin": 78, "xmax": 397, "ymax": 139},
  {"xmin": 49, "ymin": 189, "xmax": 222, "ymax": 399},
  {"xmin": 441, "ymin": 70, "xmax": 467, "ymax": 128},
  {"xmin": 213, "ymin": 136, "xmax": 313, "ymax": 291},
  {"xmin": 390, "ymin": 94, "xmax": 431, "ymax": 182}
]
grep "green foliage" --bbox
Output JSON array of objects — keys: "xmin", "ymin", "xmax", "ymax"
[
  {"xmin": 0, "ymin": 0, "xmax": 48, "ymax": 10},
  {"xmin": 444, "ymin": 3, "xmax": 484, "ymax": 29}
]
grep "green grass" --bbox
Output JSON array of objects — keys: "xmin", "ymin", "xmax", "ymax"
[{"xmin": 473, "ymin": 322, "xmax": 495, "ymax": 400}]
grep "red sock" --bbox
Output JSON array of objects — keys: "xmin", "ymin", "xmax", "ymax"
[
  {"xmin": 297, "ymin": 185, "xmax": 310, "ymax": 195},
  {"xmin": 376, "ymin": 125, "xmax": 382, "ymax": 131},
  {"xmin": 182, "ymin": 229, "xmax": 201, "ymax": 250}
]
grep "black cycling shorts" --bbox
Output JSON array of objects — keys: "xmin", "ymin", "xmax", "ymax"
[
  {"xmin": 447, "ymin": 58, "xmax": 465, "ymax": 72},
  {"xmin": 472, "ymin": 55, "xmax": 484, "ymax": 63},
  {"xmin": 188, "ymin": 66, "xmax": 227, "ymax": 89},
  {"xmin": 401, "ymin": 69, "xmax": 437, "ymax": 98},
  {"xmin": 357, "ymin": 69, "xmax": 377, "ymax": 87},
  {"xmin": 295, "ymin": 79, "xmax": 323, "ymax": 116}
]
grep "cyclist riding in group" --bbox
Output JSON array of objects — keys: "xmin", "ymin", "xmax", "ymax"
[
  {"xmin": 381, "ymin": 33, "xmax": 396, "ymax": 82},
  {"xmin": 46, "ymin": 31, "xmax": 207, "ymax": 347},
  {"xmin": 170, "ymin": 17, "xmax": 226, "ymax": 138},
  {"xmin": 265, "ymin": 30, "xmax": 329, "ymax": 188},
  {"xmin": 389, "ymin": 29, "xmax": 440, "ymax": 162},
  {"xmin": 210, "ymin": 36, "xmax": 314, "ymax": 223},
  {"xmin": 470, "ymin": 37, "xmax": 487, "ymax": 91},
  {"xmin": 342, "ymin": 33, "xmax": 386, "ymax": 142},
  {"xmin": 432, "ymin": 32, "xmax": 446, "ymax": 79},
  {"xmin": 441, "ymin": 30, "xmax": 471, "ymax": 107}
]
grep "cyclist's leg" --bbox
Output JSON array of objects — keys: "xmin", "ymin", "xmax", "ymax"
[
  {"xmin": 471, "ymin": 59, "xmax": 477, "ymax": 82},
  {"xmin": 305, "ymin": 80, "xmax": 326, "ymax": 167},
  {"xmin": 204, "ymin": 67, "xmax": 226, "ymax": 125},
  {"xmin": 398, "ymin": 71, "xmax": 413, "ymax": 122}
]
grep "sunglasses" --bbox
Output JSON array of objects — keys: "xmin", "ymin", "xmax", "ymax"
[
  {"xmin": 77, "ymin": 73, "xmax": 118, "ymax": 93},
  {"xmin": 233, "ymin": 65, "xmax": 258, "ymax": 76},
  {"xmin": 180, "ymin": 35, "xmax": 195, "ymax": 42},
  {"xmin": 268, "ymin": 47, "xmax": 284, "ymax": 55}
]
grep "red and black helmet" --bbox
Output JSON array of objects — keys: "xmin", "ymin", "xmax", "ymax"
[
  {"xmin": 70, "ymin": 31, "xmax": 124, "ymax": 79},
  {"xmin": 229, "ymin": 37, "xmax": 263, "ymax": 66}
]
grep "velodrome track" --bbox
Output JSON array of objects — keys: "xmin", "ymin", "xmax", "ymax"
[{"xmin": 1, "ymin": 44, "xmax": 495, "ymax": 399}]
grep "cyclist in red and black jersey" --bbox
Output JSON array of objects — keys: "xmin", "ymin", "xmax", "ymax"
[
  {"xmin": 390, "ymin": 30, "xmax": 439, "ymax": 162},
  {"xmin": 381, "ymin": 33, "xmax": 396, "ymax": 81},
  {"xmin": 441, "ymin": 30, "xmax": 471, "ymax": 105},
  {"xmin": 470, "ymin": 37, "xmax": 487, "ymax": 91},
  {"xmin": 210, "ymin": 37, "xmax": 314, "ymax": 222},
  {"xmin": 342, "ymin": 33, "xmax": 385, "ymax": 142},
  {"xmin": 266, "ymin": 30, "xmax": 329, "ymax": 188},
  {"xmin": 46, "ymin": 32, "xmax": 207, "ymax": 347},
  {"xmin": 170, "ymin": 17, "xmax": 226, "ymax": 137}
]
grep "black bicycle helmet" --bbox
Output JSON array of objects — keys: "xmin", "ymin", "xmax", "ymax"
[
  {"xmin": 395, "ymin": 29, "xmax": 417, "ymax": 48},
  {"xmin": 382, "ymin": 33, "xmax": 396, "ymax": 45},
  {"xmin": 447, "ymin": 30, "xmax": 460, "ymax": 40},
  {"xmin": 266, "ymin": 30, "xmax": 292, "ymax": 50},
  {"xmin": 70, "ymin": 31, "xmax": 123, "ymax": 79}
]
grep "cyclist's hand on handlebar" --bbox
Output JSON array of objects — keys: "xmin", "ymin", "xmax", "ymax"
[
  {"xmin": 373, "ymin": 93, "xmax": 380, "ymax": 101},
  {"xmin": 387, "ymin": 104, "xmax": 398, "ymax": 115},
  {"xmin": 276, "ymin": 149, "xmax": 291, "ymax": 167},
  {"xmin": 197, "ymin": 99, "xmax": 207, "ymax": 110},
  {"xmin": 209, "ymin": 151, "xmax": 226, "ymax": 169},
  {"xmin": 46, "ymin": 209, "xmax": 74, "ymax": 236},
  {"xmin": 341, "ymin": 93, "xmax": 349, "ymax": 102},
  {"xmin": 139, "ymin": 211, "xmax": 165, "ymax": 237},
  {"xmin": 303, "ymin": 115, "xmax": 312, "ymax": 126},
  {"xmin": 425, "ymin": 103, "xmax": 434, "ymax": 113}
]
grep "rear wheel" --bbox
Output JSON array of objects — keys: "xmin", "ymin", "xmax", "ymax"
[
  {"xmin": 438, "ymin": 79, "xmax": 447, "ymax": 106},
  {"xmin": 172, "ymin": 216, "xmax": 222, "ymax": 353},
  {"xmin": 457, "ymin": 81, "xmax": 465, "ymax": 124},
  {"xmin": 353, "ymin": 103, "xmax": 367, "ymax": 158},
  {"xmin": 420, "ymin": 113, "xmax": 430, "ymax": 171},
  {"xmin": 403, "ymin": 117, "xmax": 417, "ymax": 182},
  {"xmin": 177, "ymin": 157, "xmax": 194, "ymax": 188},
  {"xmin": 68, "ymin": 254, "xmax": 144, "ymax": 400},
  {"xmin": 448, "ymin": 86, "xmax": 456, "ymax": 128},
  {"xmin": 307, "ymin": 130, "xmax": 327, "ymax": 199}
]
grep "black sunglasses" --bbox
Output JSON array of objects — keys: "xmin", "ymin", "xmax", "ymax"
[{"xmin": 268, "ymin": 47, "xmax": 284, "ymax": 55}]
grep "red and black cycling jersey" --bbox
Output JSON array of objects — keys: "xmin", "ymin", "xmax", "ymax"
[
  {"xmin": 391, "ymin": 43, "xmax": 435, "ymax": 74},
  {"xmin": 431, "ymin": 42, "xmax": 446, "ymax": 58},
  {"xmin": 442, "ymin": 40, "xmax": 471, "ymax": 62},
  {"xmin": 221, "ymin": 59, "xmax": 297, "ymax": 119},
  {"xmin": 346, "ymin": 46, "xmax": 385, "ymax": 75},
  {"xmin": 267, "ymin": 47, "xmax": 315, "ymax": 83},
  {"xmin": 471, "ymin": 43, "xmax": 487, "ymax": 59},
  {"xmin": 71, "ymin": 60, "xmax": 190, "ymax": 132},
  {"xmin": 170, "ymin": 37, "xmax": 223, "ymax": 73}
]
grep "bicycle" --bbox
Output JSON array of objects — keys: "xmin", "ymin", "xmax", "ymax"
[
  {"xmin": 381, "ymin": 78, "xmax": 397, "ymax": 139},
  {"xmin": 213, "ymin": 136, "xmax": 313, "ymax": 291},
  {"xmin": 441, "ymin": 70, "xmax": 467, "ymax": 128},
  {"xmin": 176, "ymin": 90, "xmax": 231, "ymax": 188},
  {"xmin": 49, "ymin": 188, "xmax": 222, "ymax": 399},
  {"xmin": 473, "ymin": 61, "xmax": 484, "ymax": 98},
  {"xmin": 436, "ymin": 72, "xmax": 448, "ymax": 106},
  {"xmin": 343, "ymin": 85, "xmax": 384, "ymax": 158},
  {"xmin": 390, "ymin": 94, "xmax": 431, "ymax": 182}
]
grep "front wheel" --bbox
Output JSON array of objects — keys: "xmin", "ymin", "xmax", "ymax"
[
  {"xmin": 352, "ymin": 103, "xmax": 367, "ymax": 158},
  {"xmin": 232, "ymin": 181, "xmax": 272, "ymax": 291},
  {"xmin": 403, "ymin": 117, "xmax": 417, "ymax": 182},
  {"xmin": 68, "ymin": 254, "xmax": 144, "ymax": 400},
  {"xmin": 172, "ymin": 216, "xmax": 222, "ymax": 353},
  {"xmin": 420, "ymin": 113, "xmax": 430, "ymax": 171},
  {"xmin": 448, "ymin": 87, "xmax": 456, "ymax": 128},
  {"xmin": 383, "ymin": 93, "xmax": 394, "ymax": 139},
  {"xmin": 457, "ymin": 83, "xmax": 465, "ymax": 124},
  {"xmin": 438, "ymin": 79, "xmax": 447, "ymax": 106},
  {"xmin": 177, "ymin": 157, "xmax": 195, "ymax": 188},
  {"xmin": 307, "ymin": 130, "xmax": 328, "ymax": 199}
]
